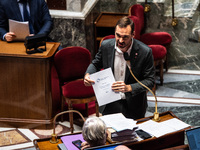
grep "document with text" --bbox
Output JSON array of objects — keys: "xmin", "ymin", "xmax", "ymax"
[
  {"xmin": 9, "ymin": 19, "xmax": 29, "ymax": 41},
  {"xmin": 90, "ymin": 68, "xmax": 121, "ymax": 106},
  {"xmin": 138, "ymin": 118, "xmax": 190, "ymax": 137},
  {"xmin": 99, "ymin": 113, "xmax": 137, "ymax": 132}
]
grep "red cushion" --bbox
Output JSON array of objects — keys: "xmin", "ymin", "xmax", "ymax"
[
  {"xmin": 129, "ymin": 4, "xmax": 144, "ymax": 30},
  {"xmin": 140, "ymin": 32, "xmax": 172, "ymax": 45},
  {"xmin": 102, "ymin": 35, "xmax": 115, "ymax": 41},
  {"xmin": 128, "ymin": 16, "xmax": 141, "ymax": 40},
  {"xmin": 62, "ymin": 80, "xmax": 94, "ymax": 98},
  {"xmin": 54, "ymin": 47, "xmax": 91, "ymax": 82},
  {"xmin": 148, "ymin": 45, "xmax": 167, "ymax": 60}
]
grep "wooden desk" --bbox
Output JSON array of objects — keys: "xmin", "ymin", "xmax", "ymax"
[
  {"xmin": 163, "ymin": 144, "xmax": 189, "ymax": 150},
  {"xmin": 121, "ymin": 111, "xmax": 190, "ymax": 150},
  {"xmin": 94, "ymin": 12, "xmax": 128, "ymax": 53},
  {"xmin": 33, "ymin": 111, "xmax": 190, "ymax": 150},
  {"xmin": 0, "ymin": 41, "xmax": 60, "ymax": 128}
]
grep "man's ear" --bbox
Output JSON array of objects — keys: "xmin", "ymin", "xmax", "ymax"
[{"xmin": 132, "ymin": 31, "xmax": 135, "ymax": 38}]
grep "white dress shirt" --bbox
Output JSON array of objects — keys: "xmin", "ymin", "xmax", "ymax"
[{"xmin": 114, "ymin": 38, "xmax": 133, "ymax": 99}]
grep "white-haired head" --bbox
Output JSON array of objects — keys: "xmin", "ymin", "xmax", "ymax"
[{"xmin": 82, "ymin": 116, "xmax": 107, "ymax": 147}]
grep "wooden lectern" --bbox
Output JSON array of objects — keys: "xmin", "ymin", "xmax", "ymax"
[
  {"xmin": 0, "ymin": 41, "xmax": 60, "ymax": 128},
  {"xmin": 33, "ymin": 111, "xmax": 190, "ymax": 150}
]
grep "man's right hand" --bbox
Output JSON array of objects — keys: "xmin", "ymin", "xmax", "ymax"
[
  {"xmin": 5, "ymin": 32, "xmax": 16, "ymax": 42},
  {"xmin": 84, "ymin": 73, "xmax": 95, "ymax": 86}
]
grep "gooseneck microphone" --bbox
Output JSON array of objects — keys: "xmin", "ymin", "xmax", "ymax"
[{"xmin": 123, "ymin": 52, "xmax": 160, "ymax": 122}]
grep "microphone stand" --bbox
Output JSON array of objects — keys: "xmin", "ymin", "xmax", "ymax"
[
  {"xmin": 50, "ymin": 110, "xmax": 86, "ymax": 144},
  {"xmin": 125, "ymin": 61, "xmax": 160, "ymax": 122}
]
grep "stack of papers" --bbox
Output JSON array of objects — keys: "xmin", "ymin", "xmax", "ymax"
[
  {"xmin": 99, "ymin": 113, "xmax": 137, "ymax": 132},
  {"xmin": 9, "ymin": 19, "xmax": 29, "ymax": 41},
  {"xmin": 138, "ymin": 118, "xmax": 190, "ymax": 137}
]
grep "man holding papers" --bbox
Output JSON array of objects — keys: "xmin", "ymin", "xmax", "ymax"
[
  {"xmin": 84, "ymin": 16, "xmax": 155, "ymax": 119},
  {"xmin": 0, "ymin": 0, "xmax": 52, "ymax": 42}
]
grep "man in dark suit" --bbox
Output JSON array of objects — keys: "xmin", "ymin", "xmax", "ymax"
[
  {"xmin": 0, "ymin": 0, "xmax": 52, "ymax": 42},
  {"xmin": 84, "ymin": 17, "xmax": 155, "ymax": 120}
]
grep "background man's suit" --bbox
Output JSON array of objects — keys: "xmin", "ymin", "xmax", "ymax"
[
  {"xmin": 86, "ymin": 38, "xmax": 155, "ymax": 119},
  {"xmin": 0, "ymin": 0, "xmax": 52, "ymax": 40}
]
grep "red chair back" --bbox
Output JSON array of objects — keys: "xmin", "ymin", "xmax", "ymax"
[
  {"xmin": 54, "ymin": 47, "xmax": 91, "ymax": 84},
  {"xmin": 129, "ymin": 4, "xmax": 144, "ymax": 31}
]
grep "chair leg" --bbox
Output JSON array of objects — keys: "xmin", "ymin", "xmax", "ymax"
[
  {"xmin": 61, "ymin": 96, "xmax": 65, "ymax": 122},
  {"xmin": 152, "ymin": 83, "xmax": 156, "ymax": 95},
  {"xmin": 160, "ymin": 60, "xmax": 164, "ymax": 85},
  {"xmin": 68, "ymin": 100, "xmax": 74, "ymax": 133},
  {"xmin": 85, "ymin": 103, "xmax": 89, "ymax": 116},
  {"xmin": 164, "ymin": 55, "xmax": 168, "ymax": 72},
  {"xmin": 95, "ymin": 101, "xmax": 99, "ymax": 117}
]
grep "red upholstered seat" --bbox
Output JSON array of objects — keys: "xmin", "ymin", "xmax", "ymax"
[
  {"xmin": 54, "ymin": 46, "xmax": 99, "ymax": 133},
  {"xmin": 149, "ymin": 45, "xmax": 167, "ymax": 60},
  {"xmin": 149, "ymin": 45, "xmax": 167, "ymax": 85},
  {"xmin": 140, "ymin": 32, "xmax": 172, "ymax": 46},
  {"xmin": 62, "ymin": 80, "xmax": 95, "ymax": 98},
  {"xmin": 129, "ymin": 4, "xmax": 172, "ymax": 71}
]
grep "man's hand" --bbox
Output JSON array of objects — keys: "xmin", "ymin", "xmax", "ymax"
[
  {"xmin": 112, "ymin": 81, "xmax": 132, "ymax": 93},
  {"xmin": 5, "ymin": 32, "xmax": 16, "ymax": 42},
  {"xmin": 84, "ymin": 73, "xmax": 95, "ymax": 86}
]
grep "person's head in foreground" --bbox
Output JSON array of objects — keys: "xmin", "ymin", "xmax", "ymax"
[
  {"xmin": 114, "ymin": 145, "xmax": 131, "ymax": 150},
  {"xmin": 81, "ymin": 116, "xmax": 107, "ymax": 149}
]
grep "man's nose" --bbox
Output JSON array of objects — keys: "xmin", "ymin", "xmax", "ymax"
[{"xmin": 119, "ymin": 37, "xmax": 124, "ymax": 43}]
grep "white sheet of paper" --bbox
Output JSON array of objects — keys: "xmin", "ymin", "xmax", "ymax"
[
  {"xmin": 159, "ymin": 118, "xmax": 190, "ymax": 130},
  {"xmin": 138, "ymin": 120, "xmax": 176, "ymax": 137},
  {"xmin": 100, "ymin": 113, "xmax": 137, "ymax": 132},
  {"xmin": 90, "ymin": 68, "xmax": 121, "ymax": 106},
  {"xmin": 138, "ymin": 118, "xmax": 190, "ymax": 138},
  {"xmin": 9, "ymin": 19, "xmax": 30, "ymax": 41}
]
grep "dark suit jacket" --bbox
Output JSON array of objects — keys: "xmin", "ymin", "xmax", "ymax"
[
  {"xmin": 86, "ymin": 38, "xmax": 155, "ymax": 119},
  {"xmin": 0, "ymin": 0, "xmax": 52, "ymax": 40}
]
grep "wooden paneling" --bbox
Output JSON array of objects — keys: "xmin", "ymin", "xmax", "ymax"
[{"xmin": 0, "ymin": 41, "xmax": 59, "ymax": 128}]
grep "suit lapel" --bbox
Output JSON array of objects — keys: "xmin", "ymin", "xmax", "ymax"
[
  {"xmin": 125, "ymin": 39, "xmax": 139, "ymax": 83},
  {"xmin": 106, "ymin": 39, "xmax": 116, "ymax": 73}
]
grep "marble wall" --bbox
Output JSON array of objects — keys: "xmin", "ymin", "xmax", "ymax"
[
  {"xmin": 49, "ymin": 0, "xmax": 100, "ymax": 58},
  {"xmin": 49, "ymin": 0, "xmax": 200, "ymax": 70}
]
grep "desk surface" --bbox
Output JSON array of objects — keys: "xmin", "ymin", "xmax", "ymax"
[
  {"xmin": 0, "ymin": 40, "xmax": 59, "ymax": 58},
  {"xmin": 33, "ymin": 111, "xmax": 190, "ymax": 150}
]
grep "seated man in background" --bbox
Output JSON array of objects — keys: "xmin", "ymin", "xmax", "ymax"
[
  {"xmin": 0, "ymin": 0, "xmax": 52, "ymax": 42},
  {"xmin": 81, "ymin": 116, "xmax": 107, "ymax": 149}
]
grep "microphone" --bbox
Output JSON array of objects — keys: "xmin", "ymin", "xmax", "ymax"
[{"xmin": 123, "ymin": 52, "xmax": 160, "ymax": 122}]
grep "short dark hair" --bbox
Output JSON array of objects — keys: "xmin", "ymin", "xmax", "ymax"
[{"xmin": 115, "ymin": 16, "xmax": 134, "ymax": 34}]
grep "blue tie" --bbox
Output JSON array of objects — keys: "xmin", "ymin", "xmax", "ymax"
[{"xmin": 21, "ymin": 0, "xmax": 34, "ymax": 34}]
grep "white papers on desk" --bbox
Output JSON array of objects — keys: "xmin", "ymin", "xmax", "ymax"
[
  {"xmin": 138, "ymin": 118, "xmax": 190, "ymax": 138},
  {"xmin": 90, "ymin": 68, "xmax": 121, "ymax": 106},
  {"xmin": 99, "ymin": 113, "xmax": 137, "ymax": 132},
  {"xmin": 160, "ymin": 118, "xmax": 190, "ymax": 130},
  {"xmin": 9, "ymin": 19, "xmax": 29, "ymax": 41}
]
